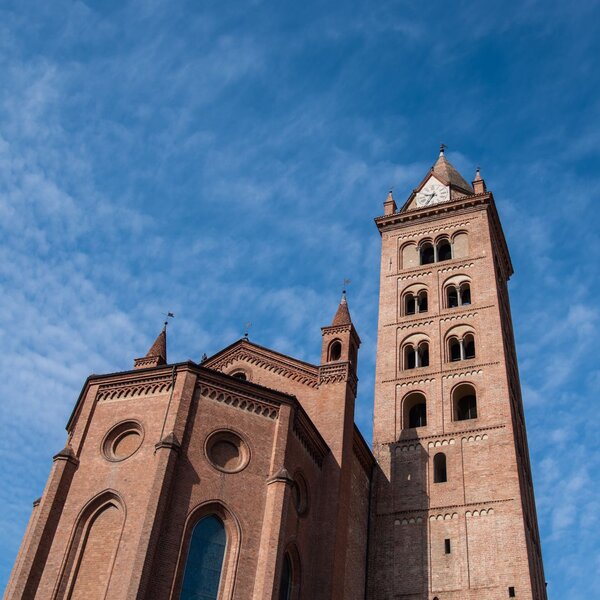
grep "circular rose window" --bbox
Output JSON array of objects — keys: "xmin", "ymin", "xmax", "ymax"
[
  {"xmin": 102, "ymin": 421, "xmax": 143, "ymax": 462},
  {"xmin": 205, "ymin": 430, "xmax": 249, "ymax": 473}
]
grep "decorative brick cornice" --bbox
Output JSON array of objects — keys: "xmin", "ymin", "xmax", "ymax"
[
  {"xmin": 396, "ymin": 270, "xmax": 433, "ymax": 281},
  {"xmin": 441, "ymin": 367, "xmax": 485, "ymax": 380},
  {"xmin": 379, "ymin": 497, "xmax": 514, "ymax": 519},
  {"xmin": 395, "ymin": 376, "xmax": 436, "ymax": 388},
  {"xmin": 375, "ymin": 194, "xmax": 489, "ymax": 231},
  {"xmin": 439, "ymin": 309, "xmax": 479, "ymax": 323},
  {"xmin": 96, "ymin": 374, "xmax": 173, "ymax": 402},
  {"xmin": 437, "ymin": 260, "xmax": 478, "ymax": 274},
  {"xmin": 321, "ymin": 324, "xmax": 352, "ymax": 336},
  {"xmin": 389, "ymin": 318, "xmax": 435, "ymax": 330},
  {"xmin": 385, "ymin": 304, "xmax": 494, "ymax": 329},
  {"xmin": 292, "ymin": 411, "xmax": 328, "ymax": 468},
  {"xmin": 207, "ymin": 346, "xmax": 319, "ymax": 389},
  {"xmin": 199, "ymin": 383, "xmax": 280, "ymax": 420},
  {"xmin": 318, "ymin": 362, "xmax": 358, "ymax": 395},
  {"xmin": 386, "ymin": 257, "xmax": 482, "ymax": 279},
  {"xmin": 383, "ymin": 218, "xmax": 473, "ymax": 241},
  {"xmin": 383, "ymin": 424, "xmax": 506, "ymax": 447},
  {"xmin": 133, "ymin": 356, "xmax": 163, "ymax": 369},
  {"xmin": 382, "ymin": 360, "xmax": 501, "ymax": 384}
]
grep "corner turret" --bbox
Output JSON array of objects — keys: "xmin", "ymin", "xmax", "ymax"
[{"xmin": 134, "ymin": 324, "xmax": 167, "ymax": 369}]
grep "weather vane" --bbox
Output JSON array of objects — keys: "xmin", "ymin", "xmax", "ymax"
[
  {"xmin": 244, "ymin": 321, "xmax": 252, "ymax": 339},
  {"xmin": 163, "ymin": 311, "xmax": 175, "ymax": 328},
  {"xmin": 342, "ymin": 278, "xmax": 351, "ymax": 294}
]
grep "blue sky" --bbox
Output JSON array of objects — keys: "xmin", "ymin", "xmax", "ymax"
[{"xmin": 1, "ymin": 0, "xmax": 599, "ymax": 596}]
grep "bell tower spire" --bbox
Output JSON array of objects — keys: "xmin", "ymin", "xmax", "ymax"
[{"xmin": 134, "ymin": 323, "xmax": 168, "ymax": 369}]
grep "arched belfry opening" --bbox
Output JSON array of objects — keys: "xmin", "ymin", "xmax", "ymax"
[{"xmin": 328, "ymin": 340, "xmax": 342, "ymax": 361}]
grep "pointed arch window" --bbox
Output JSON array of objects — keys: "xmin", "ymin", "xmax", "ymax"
[
  {"xmin": 279, "ymin": 554, "xmax": 292, "ymax": 600},
  {"xmin": 180, "ymin": 515, "xmax": 226, "ymax": 600},
  {"xmin": 56, "ymin": 493, "xmax": 124, "ymax": 599}
]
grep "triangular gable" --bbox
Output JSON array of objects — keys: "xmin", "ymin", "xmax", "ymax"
[{"xmin": 203, "ymin": 338, "xmax": 320, "ymax": 388}]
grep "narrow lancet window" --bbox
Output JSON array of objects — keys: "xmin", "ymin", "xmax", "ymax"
[
  {"xmin": 434, "ymin": 453, "xmax": 447, "ymax": 483},
  {"xmin": 180, "ymin": 516, "xmax": 226, "ymax": 600}
]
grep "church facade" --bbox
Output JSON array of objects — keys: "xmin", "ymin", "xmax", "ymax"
[{"xmin": 4, "ymin": 150, "xmax": 547, "ymax": 600}]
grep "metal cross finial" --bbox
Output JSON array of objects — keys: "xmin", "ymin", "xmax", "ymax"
[
  {"xmin": 342, "ymin": 278, "xmax": 351, "ymax": 295},
  {"xmin": 244, "ymin": 321, "xmax": 252, "ymax": 339}
]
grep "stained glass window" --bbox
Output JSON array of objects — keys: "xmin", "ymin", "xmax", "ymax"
[{"xmin": 180, "ymin": 515, "xmax": 226, "ymax": 600}]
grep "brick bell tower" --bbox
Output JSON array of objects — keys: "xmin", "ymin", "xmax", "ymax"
[{"xmin": 367, "ymin": 147, "xmax": 546, "ymax": 599}]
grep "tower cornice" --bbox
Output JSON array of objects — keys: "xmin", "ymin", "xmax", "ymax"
[
  {"xmin": 375, "ymin": 192, "xmax": 491, "ymax": 230},
  {"xmin": 374, "ymin": 192, "xmax": 514, "ymax": 281}
]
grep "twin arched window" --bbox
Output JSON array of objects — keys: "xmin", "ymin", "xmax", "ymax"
[
  {"xmin": 403, "ymin": 342, "xmax": 430, "ymax": 369},
  {"xmin": 420, "ymin": 239, "xmax": 452, "ymax": 265},
  {"xmin": 446, "ymin": 283, "xmax": 471, "ymax": 308},
  {"xmin": 404, "ymin": 290, "xmax": 428, "ymax": 315},
  {"xmin": 180, "ymin": 515, "xmax": 227, "ymax": 600},
  {"xmin": 448, "ymin": 333, "xmax": 476, "ymax": 362}
]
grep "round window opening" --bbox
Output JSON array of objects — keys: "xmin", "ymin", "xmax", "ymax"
[
  {"xmin": 103, "ymin": 421, "xmax": 143, "ymax": 462},
  {"xmin": 292, "ymin": 473, "xmax": 309, "ymax": 516},
  {"xmin": 206, "ymin": 430, "xmax": 249, "ymax": 473}
]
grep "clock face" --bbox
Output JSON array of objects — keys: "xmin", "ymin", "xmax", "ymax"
[{"xmin": 415, "ymin": 177, "xmax": 450, "ymax": 207}]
